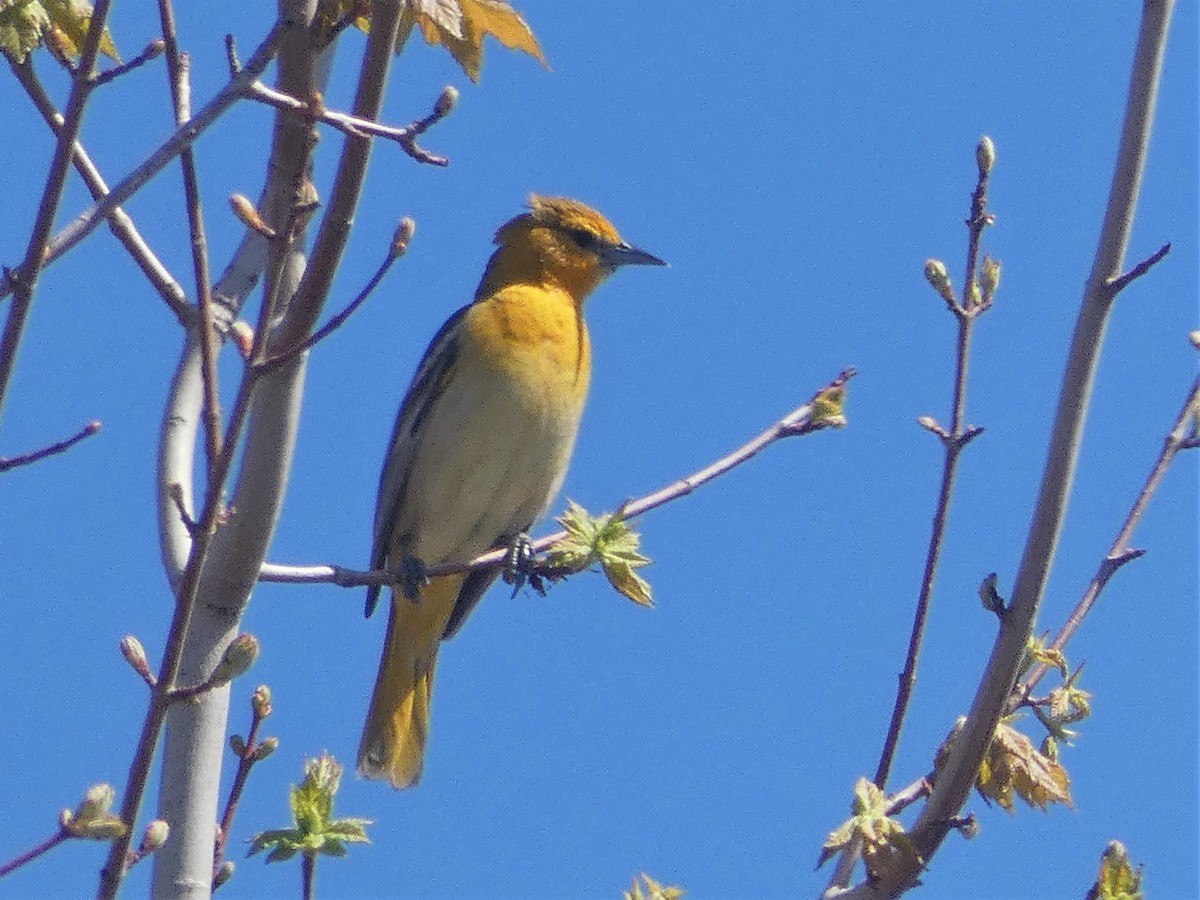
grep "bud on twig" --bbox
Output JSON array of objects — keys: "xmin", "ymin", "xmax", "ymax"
[
  {"xmin": 139, "ymin": 819, "xmax": 170, "ymax": 853},
  {"xmin": 979, "ymin": 255, "xmax": 1001, "ymax": 305},
  {"xmin": 120, "ymin": 635, "xmax": 153, "ymax": 684},
  {"xmin": 229, "ymin": 734, "xmax": 247, "ymax": 757},
  {"xmin": 976, "ymin": 135, "xmax": 996, "ymax": 177},
  {"xmin": 916, "ymin": 415, "xmax": 948, "ymax": 440},
  {"xmin": 76, "ymin": 817, "xmax": 129, "ymax": 841},
  {"xmin": 252, "ymin": 684, "xmax": 273, "ymax": 719},
  {"xmin": 252, "ymin": 736, "xmax": 280, "ymax": 762},
  {"xmin": 214, "ymin": 860, "xmax": 235, "ymax": 888},
  {"xmin": 75, "ymin": 783, "xmax": 116, "ymax": 822},
  {"xmin": 63, "ymin": 784, "xmax": 128, "ymax": 841},
  {"xmin": 229, "ymin": 320, "xmax": 255, "ymax": 359},
  {"xmin": 210, "ymin": 634, "xmax": 260, "ymax": 687},
  {"xmin": 390, "ymin": 217, "xmax": 416, "ymax": 261},
  {"xmin": 435, "ymin": 85, "xmax": 459, "ymax": 118},
  {"xmin": 229, "ymin": 194, "xmax": 275, "ymax": 238},
  {"xmin": 923, "ymin": 259, "xmax": 956, "ymax": 307}
]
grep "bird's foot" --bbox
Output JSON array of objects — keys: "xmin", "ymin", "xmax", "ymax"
[
  {"xmin": 396, "ymin": 556, "xmax": 428, "ymax": 602},
  {"xmin": 501, "ymin": 533, "xmax": 543, "ymax": 596}
]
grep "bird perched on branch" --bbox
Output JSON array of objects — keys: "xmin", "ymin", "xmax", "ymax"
[{"xmin": 359, "ymin": 195, "xmax": 666, "ymax": 789}]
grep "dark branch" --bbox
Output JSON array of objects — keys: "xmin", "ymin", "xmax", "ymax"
[{"xmin": 0, "ymin": 420, "xmax": 101, "ymax": 472}]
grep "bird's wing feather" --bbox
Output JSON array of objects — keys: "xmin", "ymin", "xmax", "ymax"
[{"xmin": 365, "ymin": 303, "xmax": 471, "ymax": 618}]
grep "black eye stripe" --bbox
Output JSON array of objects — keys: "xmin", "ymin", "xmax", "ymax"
[{"xmin": 565, "ymin": 227, "xmax": 599, "ymax": 249}]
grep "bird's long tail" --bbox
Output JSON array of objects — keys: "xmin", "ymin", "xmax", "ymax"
[{"xmin": 357, "ymin": 574, "xmax": 464, "ymax": 789}]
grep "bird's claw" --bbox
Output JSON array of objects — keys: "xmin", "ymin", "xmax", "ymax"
[
  {"xmin": 397, "ymin": 556, "xmax": 428, "ymax": 602},
  {"xmin": 501, "ymin": 533, "xmax": 539, "ymax": 596}
]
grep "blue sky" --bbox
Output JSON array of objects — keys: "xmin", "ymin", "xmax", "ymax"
[{"xmin": 1, "ymin": 3, "xmax": 1196, "ymax": 899}]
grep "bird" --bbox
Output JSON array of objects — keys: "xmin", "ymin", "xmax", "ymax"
[{"xmin": 358, "ymin": 194, "xmax": 666, "ymax": 789}]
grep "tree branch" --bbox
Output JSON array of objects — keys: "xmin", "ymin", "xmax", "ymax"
[
  {"xmin": 0, "ymin": 18, "xmax": 291, "ymax": 306},
  {"xmin": 0, "ymin": 0, "xmax": 116, "ymax": 425},
  {"xmin": 872, "ymin": 140, "xmax": 995, "ymax": 796},
  {"xmin": 1011, "ymin": 370, "xmax": 1200, "ymax": 706},
  {"xmin": 258, "ymin": 369, "xmax": 854, "ymax": 589},
  {"xmin": 0, "ymin": 420, "xmax": 100, "ymax": 472},
  {"xmin": 9, "ymin": 57, "xmax": 190, "ymax": 320},
  {"xmin": 842, "ymin": 5, "xmax": 1177, "ymax": 896}
]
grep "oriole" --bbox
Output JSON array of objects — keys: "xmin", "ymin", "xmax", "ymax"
[{"xmin": 359, "ymin": 195, "xmax": 665, "ymax": 789}]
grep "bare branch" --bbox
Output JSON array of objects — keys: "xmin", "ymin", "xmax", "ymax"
[
  {"xmin": 1105, "ymin": 241, "xmax": 1171, "ymax": 296},
  {"xmin": 258, "ymin": 369, "xmax": 855, "ymax": 589},
  {"xmin": 0, "ymin": 420, "xmax": 100, "ymax": 472},
  {"xmin": 1010, "ymin": 372, "xmax": 1200, "ymax": 707},
  {"xmin": 254, "ymin": 217, "xmax": 416, "ymax": 374},
  {"xmin": 9, "ymin": 58, "xmax": 190, "ymax": 319},
  {"xmin": 244, "ymin": 80, "xmax": 455, "ymax": 166},
  {"xmin": 0, "ymin": 0, "xmax": 117, "ymax": 424},
  {"xmin": 0, "ymin": 18, "xmax": 291, "ymax": 306},
  {"xmin": 93, "ymin": 38, "xmax": 166, "ymax": 87},
  {"xmin": 157, "ymin": 0, "xmax": 223, "ymax": 479},
  {"xmin": 872, "ymin": 138, "xmax": 996, "ymax": 796}
]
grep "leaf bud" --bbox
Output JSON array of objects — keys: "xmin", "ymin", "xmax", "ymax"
[
  {"xmin": 229, "ymin": 734, "xmax": 247, "ymax": 757},
  {"xmin": 120, "ymin": 635, "xmax": 152, "ymax": 681},
  {"xmin": 229, "ymin": 194, "xmax": 275, "ymax": 238},
  {"xmin": 214, "ymin": 860, "xmax": 235, "ymax": 887},
  {"xmin": 210, "ymin": 634, "xmax": 260, "ymax": 687},
  {"xmin": 979, "ymin": 255, "xmax": 1001, "ymax": 305},
  {"xmin": 252, "ymin": 736, "xmax": 280, "ymax": 762},
  {"xmin": 230, "ymin": 320, "xmax": 255, "ymax": 360},
  {"xmin": 76, "ymin": 816, "xmax": 128, "ymax": 841},
  {"xmin": 976, "ymin": 135, "xmax": 996, "ymax": 177},
  {"xmin": 140, "ymin": 819, "xmax": 170, "ymax": 853},
  {"xmin": 435, "ymin": 85, "xmax": 459, "ymax": 118},
  {"xmin": 252, "ymin": 684, "xmax": 273, "ymax": 719},
  {"xmin": 923, "ymin": 259, "xmax": 956, "ymax": 305},
  {"xmin": 75, "ymin": 783, "xmax": 116, "ymax": 822},
  {"xmin": 390, "ymin": 217, "xmax": 416, "ymax": 260}
]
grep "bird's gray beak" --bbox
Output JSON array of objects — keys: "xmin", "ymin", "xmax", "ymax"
[{"xmin": 602, "ymin": 241, "xmax": 668, "ymax": 269}]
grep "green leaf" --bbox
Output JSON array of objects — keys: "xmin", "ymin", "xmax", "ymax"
[
  {"xmin": 546, "ymin": 501, "xmax": 654, "ymax": 607},
  {"xmin": 818, "ymin": 777, "xmax": 921, "ymax": 880},
  {"xmin": 1086, "ymin": 840, "xmax": 1143, "ymax": 900},
  {"xmin": 43, "ymin": 0, "xmax": 119, "ymax": 61},
  {"xmin": 0, "ymin": 0, "xmax": 49, "ymax": 64},
  {"xmin": 248, "ymin": 752, "xmax": 372, "ymax": 865}
]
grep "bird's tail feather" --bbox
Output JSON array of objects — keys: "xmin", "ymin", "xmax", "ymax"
[{"xmin": 357, "ymin": 575, "xmax": 463, "ymax": 789}]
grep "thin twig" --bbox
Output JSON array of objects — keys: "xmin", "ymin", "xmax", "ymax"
[
  {"xmin": 844, "ymin": 6, "xmax": 1177, "ymax": 897},
  {"xmin": 9, "ymin": 58, "xmax": 190, "ymax": 319},
  {"xmin": 258, "ymin": 369, "xmax": 855, "ymax": 589},
  {"xmin": 0, "ymin": 18, "xmax": 290, "ymax": 307},
  {"xmin": 157, "ymin": 0, "xmax": 224, "ymax": 479},
  {"xmin": 1106, "ymin": 241, "xmax": 1171, "ymax": 296},
  {"xmin": 872, "ymin": 145, "xmax": 994, "ymax": 793},
  {"xmin": 1010, "ymin": 372, "xmax": 1200, "ymax": 707},
  {"xmin": 0, "ymin": 827, "xmax": 69, "ymax": 878},
  {"xmin": 0, "ymin": 0, "xmax": 116, "ymax": 426},
  {"xmin": 254, "ymin": 218, "xmax": 414, "ymax": 374},
  {"xmin": 212, "ymin": 690, "xmax": 272, "ymax": 885},
  {"xmin": 93, "ymin": 38, "xmax": 166, "ymax": 87},
  {"xmin": 243, "ymin": 79, "xmax": 453, "ymax": 166},
  {"xmin": 302, "ymin": 852, "xmax": 316, "ymax": 900},
  {"xmin": 0, "ymin": 420, "xmax": 100, "ymax": 472}
]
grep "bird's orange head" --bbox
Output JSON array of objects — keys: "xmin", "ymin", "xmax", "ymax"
[{"xmin": 476, "ymin": 194, "xmax": 666, "ymax": 302}]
